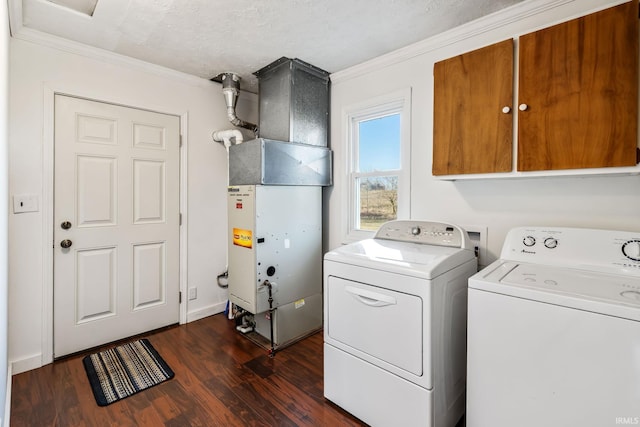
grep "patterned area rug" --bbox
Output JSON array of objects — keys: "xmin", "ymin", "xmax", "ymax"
[{"xmin": 82, "ymin": 338, "xmax": 175, "ymax": 406}]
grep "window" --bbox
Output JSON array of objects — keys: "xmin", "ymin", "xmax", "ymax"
[{"xmin": 345, "ymin": 89, "xmax": 411, "ymax": 240}]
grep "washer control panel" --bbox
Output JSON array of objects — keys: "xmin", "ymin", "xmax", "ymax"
[
  {"xmin": 375, "ymin": 220, "xmax": 471, "ymax": 249},
  {"xmin": 502, "ymin": 226, "xmax": 640, "ymax": 276}
]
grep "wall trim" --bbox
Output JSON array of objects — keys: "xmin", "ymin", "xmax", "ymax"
[
  {"xmin": 10, "ymin": 27, "xmax": 256, "ymax": 101},
  {"xmin": 10, "ymin": 354, "xmax": 40, "ymax": 376},
  {"xmin": 330, "ymin": 0, "xmax": 625, "ymax": 85},
  {"xmin": 179, "ymin": 114, "xmax": 189, "ymax": 326},
  {"xmin": 6, "ymin": 0, "xmax": 22, "ymax": 37},
  {"xmin": 41, "ymin": 85, "xmax": 54, "ymax": 367},
  {"xmin": 3, "ymin": 364, "xmax": 11, "ymax": 427},
  {"xmin": 13, "ymin": 26, "xmax": 214, "ymax": 89},
  {"xmin": 186, "ymin": 302, "xmax": 227, "ymax": 323},
  {"xmin": 40, "ymin": 86, "xmax": 190, "ymax": 367}
]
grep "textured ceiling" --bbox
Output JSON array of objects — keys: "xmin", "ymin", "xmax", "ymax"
[{"xmin": 15, "ymin": 0, "xmax": 525, "ymax": 92}]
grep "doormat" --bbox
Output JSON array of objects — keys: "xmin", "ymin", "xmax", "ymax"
[{"xmin": 82, "ymin": 338, "xmax": 174, "ymax": 406}]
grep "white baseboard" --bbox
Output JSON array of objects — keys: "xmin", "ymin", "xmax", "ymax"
[
  {"xmin": 3, "ymin": 364, "xmax": 11, "ymax": 427},
  {"xmin": 10, "ymin": 354, "xmax": 42, "ymax": 375},
  {"xmin": 9, "ymin": 304, "xmax": 226, "ymax": 377},
  {"xmin": 186, "ymin": 301, "xmax": 226, "ymax": 323}
]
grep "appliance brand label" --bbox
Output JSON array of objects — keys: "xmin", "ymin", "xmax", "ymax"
[{"xmin": 233, "ymin": 228, "xmax": 253, "ymax": 248}]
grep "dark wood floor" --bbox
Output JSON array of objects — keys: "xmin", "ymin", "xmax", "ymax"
[{"xmin": 9, "ymin": 313, "xmax": 367, "ymax": 426}]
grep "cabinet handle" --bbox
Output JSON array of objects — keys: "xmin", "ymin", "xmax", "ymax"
[
  {"xmin": 502, "ymin": 106, "xmax": 511, "ymax": 114},
  {"xmin": 519, "ymin": 103, "xmax": 529, "ymax": 111}
]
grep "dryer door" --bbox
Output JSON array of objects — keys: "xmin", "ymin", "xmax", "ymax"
[{"xmin": 326, "ymin": 276, "xmax": 424, "ymax": 376}]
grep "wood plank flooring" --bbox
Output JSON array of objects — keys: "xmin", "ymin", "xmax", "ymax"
[{"xmin": 9, "ymin": 313, "xmax": 366, "ymax": 427}]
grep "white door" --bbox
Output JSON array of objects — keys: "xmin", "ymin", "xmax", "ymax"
[{"xmin": 53, "ymin": 95, "xmax": 180, "ymax": 357}]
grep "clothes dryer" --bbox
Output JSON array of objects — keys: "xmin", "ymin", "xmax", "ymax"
[{"xmin": 324, "ymin": 220, "xmax": 477, "ymax": 427}]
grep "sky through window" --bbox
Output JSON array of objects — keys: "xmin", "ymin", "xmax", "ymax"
[{"xmin": 358, "ymin": 114, "xmax": 401, "ymax": 172}]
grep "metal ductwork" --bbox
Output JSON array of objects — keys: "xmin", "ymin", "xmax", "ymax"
[
  {"xmin": 216, "ymin": 72, "xmax": 259, "ymax": 136},
  {"xmin": 225, "ymin": 58, "xmax": 332, "ymax": 187}
]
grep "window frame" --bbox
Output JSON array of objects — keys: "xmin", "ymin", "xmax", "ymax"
[{"xmin": 343, "ymin": 88, "xmax": 411, "ymax": 242}]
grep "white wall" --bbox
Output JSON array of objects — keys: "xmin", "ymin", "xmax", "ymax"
[
  {"xmin": 327, "ymin": 0, "xmax": 640, "ymax": 265},
  {"xmin": 8, "ymin": 35, "xmax": 257, "ymax": 372}
]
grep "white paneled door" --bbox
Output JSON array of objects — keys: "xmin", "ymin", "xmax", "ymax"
[{"xmin": 53, "ymin": 95, "xmax": 180, "ymax": 357}]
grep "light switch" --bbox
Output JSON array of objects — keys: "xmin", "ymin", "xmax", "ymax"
[{"xmin": 13, "ymin": 194, "xmax": 39, "ymax": 214}]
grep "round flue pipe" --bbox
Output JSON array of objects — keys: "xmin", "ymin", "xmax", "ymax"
[{"xmin": 220, "ymin": 73, "xmax": 258, "ymax": 136}]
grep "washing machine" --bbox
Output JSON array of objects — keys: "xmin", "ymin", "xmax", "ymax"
[
  {"xmin": 323, "ymin": 220, "xmax": 477, "ymax": 427},
  {"xmin": 467, "ymin": 226, "xmax": 640, "ymax": 427}
]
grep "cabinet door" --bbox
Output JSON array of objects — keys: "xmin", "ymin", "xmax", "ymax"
[
  {"xmin": 518, "ymin": 0, "xmax": 639, "ymax": 171},
  {"xmin": 433, "ymin": 39, "xmax": 514, "ymax": 175}
]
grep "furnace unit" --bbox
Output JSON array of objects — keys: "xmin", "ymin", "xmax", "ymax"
[{"xmin": 225, "ymin": 58, "xmax": 331, "ymax": 351}]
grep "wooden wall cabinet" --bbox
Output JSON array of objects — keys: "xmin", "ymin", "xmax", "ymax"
[
  {"xmin": 433, "ymin": 40, "xmax": 514, "ymax": 175},
  {"xmin": 433, "ymin": 0, "xmax": 639, "ymax": 177}
]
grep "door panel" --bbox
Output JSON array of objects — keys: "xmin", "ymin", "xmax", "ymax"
[
  {"xmin": 77, "ymin": 114, "xmax": 117, "ymax": 145},
  {"xmin": 133, "ymin": 123, "xmax": 166, "ymax": 149},
  {"xmin": 54, "ymin": 95, "xmax": 180, "ymax": 357},
  {"xmin": 433, "ymin": 39, "xmax": 514, "ymax": 175},
  {"xmin": 517, "ymin": 0, "xmax": 638, "ymax": 171},
  {"xmin": 132, "ymin": 242, "xmax": 166, "ymax": 310},
  {"xmin": 133, "ymin": 159, "xmax": 165, "ymax": 223},
  {"xmin": 77, "ymin": 155, "xmax": 117, "ymax": 226},
  {"xmin": 76, "ymin": 247, "xmax": 116, "ymax": 323}
]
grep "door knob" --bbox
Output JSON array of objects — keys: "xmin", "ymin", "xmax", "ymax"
[
  {"xmin": 519, "ymin": 103, "xmax": 529, "ymax": 111},
  {"xmin": 60, "ymin": 239, "xmax": 73, "ymax": 249},
  {"xmin": 61, "ymin": 221, "xmax": 72, "ymax": 230}
]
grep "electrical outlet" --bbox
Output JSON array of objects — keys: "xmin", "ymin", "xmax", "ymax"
[
  {"xmin": 462, "ymin": 225, "xmax": 488, "ymax": 270},
  {"xmin": 188, "ymin": 287, "xmax": 197, "ymax": 300}
]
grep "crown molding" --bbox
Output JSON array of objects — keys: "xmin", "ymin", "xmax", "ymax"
[
  {"xmin": 330, "ymin": 0, "xmax": 624, "ymax": 85},
  {"xmin": 9, "ymin": 0, "xmax": 208, "ymax": 88},
  {"xmin": 7, "ymin": 0, "xmax": 258, "ymax": 97},
  {"xmin": 7, "ymin": 0, "xmax": 23, "ymax": 37},
  {"xmin": 12, "ymin": 26, "xmax": 223, "ymax": 89}
]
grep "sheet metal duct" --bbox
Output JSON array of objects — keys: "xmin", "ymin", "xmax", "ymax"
[
  {"xmin": 254, "ymin": 57, "xmax": 330, "ymax": 147},
  {"xmin": 229, "ymin": 138, "xmax": 332, "ymax": 186},
  {"xmin": 229, "ymin": 57, "xmax": 332, "ymax": 186}
]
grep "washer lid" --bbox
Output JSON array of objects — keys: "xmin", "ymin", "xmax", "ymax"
[
  {"xmin": 470, "ymin": 261, "xmax": 640, "ymax": 321},
  {"xmin": 324, "ymin": 238, "xmax": 475, "ymax": 279}
]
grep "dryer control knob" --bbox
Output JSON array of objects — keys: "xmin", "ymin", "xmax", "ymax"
[
  {"xmin": 622, "ymin": 240, "xmax": 640, "ymax": 261},
  {"xmin": 544, "ymin": 237, "xmax": 558, "ymax": 249},
  {"xmin": 523, "ymin": 236, "xmax": 536, "ymax": 247},
  {"xmin": 411, "ymin": 226, "xmax": 421, "ymax": 236}
]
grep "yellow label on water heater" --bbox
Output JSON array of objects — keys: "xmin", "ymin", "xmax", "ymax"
[{"xmin": 233, "ymin": 228, "xmax": 253, "ymax": 248}]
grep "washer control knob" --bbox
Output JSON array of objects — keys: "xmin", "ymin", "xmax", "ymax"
[
  {"xmin": 544, "ymin": 237, "xmax": 558, "ymax": 249},
  {"xmin": 523, "ymin": 236, "xmax": 536, "ymax": 247},
  {"xmin": 622, "ymin": 240, "xmax": 640, "ymax": 261},
  {"xmin": 411, "ymin": 226, "xmax": 421, "ymax": 236}
]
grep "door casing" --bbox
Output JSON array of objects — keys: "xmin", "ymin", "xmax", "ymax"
[{"xmin": 41, "ymin": 85, "xmax": 189, "ymax": 365}]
